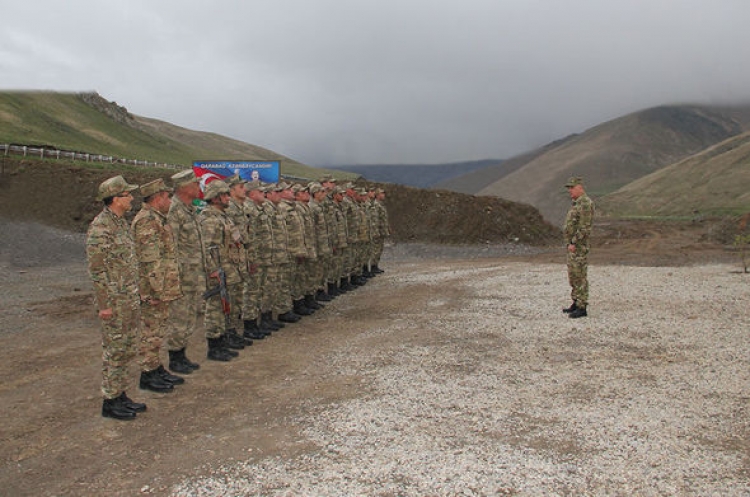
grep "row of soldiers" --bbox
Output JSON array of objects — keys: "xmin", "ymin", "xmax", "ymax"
[{"xmin": 87, "ymin": 170, "xmax": 390, "ymax": 420}]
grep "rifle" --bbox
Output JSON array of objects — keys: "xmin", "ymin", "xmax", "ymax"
[{"xmin": 202, "ymin": 245, "xmax": 232, "ymax": 329}]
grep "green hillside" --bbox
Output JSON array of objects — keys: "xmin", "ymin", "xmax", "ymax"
[
  {"xmin": 0, "ymin": 91, "xmax": 356, "ymax": 181},
  {"xmin": 599, "ymin": 132, "xmax": 750, "ymax": 218},
  {"xmin": 475, "ymin": 105, "xmax": 746, "ymax": 224}
]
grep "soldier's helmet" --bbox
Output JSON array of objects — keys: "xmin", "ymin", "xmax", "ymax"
[
  {"xmin": 97, "ymin": 175, "xmax": 138, "ymax": 201},
  {"xmin": 203, "ymin": 180, "xmax": 230, "ymax": 201}
]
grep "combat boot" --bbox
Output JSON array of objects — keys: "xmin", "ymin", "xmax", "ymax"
[
  {"xmin": 119, "ymin": 392, "xmax": 147, "ymax": 412},
  {"xmin": 102, "ymin": 396, "xmax": 136, "ymax": 420},
  {"xmin": 293, "ymin": 299, "xmax": 314, "ymax": 316},
  {"xmin": 224, "ymin": 328, "xmax": 246, "ymax": 349},
  {"xmin": 156, "ymin": 364, "xmax": 185, "ymax": 385},
  {"xmin": 562, "ymin": 302, "xmax": 578, "ymax": 314},
  {"xmin": 278, "ymin": 310, "xmax": 301, "ymax": 323},
  {"xmin": 316, "ymin": 289, "xmax": 332, "ymax": 302},
  {"xmin": 371, "ymin": 264, "xmax": 384, "ymax": 274},
  {"xmin": 139, "ymin": 369, "xmax": 174, "ymax": 393},
  {"xmin": 262, "ymin": 311, "xmax": 283, "ymax": 330},
  {"xmin": 168, "ymin": 349, "xmax": 194, "ymax": 375},
  {"xmin": 243, "ymin": 319, "xmax": 266, "ymax": 340},
  {"xmin": 339, "ymin": 278, "xmax": 354, "ymax": 292},
  {"xmin": 568, "ymin": 307, "xmax": 588, "ymax": 319},
  {"xmin": 327, "ymin": 282, "xmax": 340, "ymax": 297},
  {"xmin": 206, "ymin": 337, "xmax": 233, "ymax": 361},
  {"xmin": 305, "ymin": 294, "xmax": 323, "ymax": 310}
]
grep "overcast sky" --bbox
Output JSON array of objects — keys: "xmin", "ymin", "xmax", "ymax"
[{"xmin": 2, "ymin": 0, "xmax": 750, "ymax": 165}]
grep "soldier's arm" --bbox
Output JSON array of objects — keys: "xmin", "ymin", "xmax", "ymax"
[
  {"xmin": 86, "ymin": 223, "xmax": 114, "ymax": 315},
  {"xmin": 133, "ymin": 216, "xmax": 163, "ymax": 301}
]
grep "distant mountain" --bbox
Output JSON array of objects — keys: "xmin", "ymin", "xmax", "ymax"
[
  {"xmin": 324, "ymin": 160, "xmax": 502, "ymax": 188},
  {"xmin": 599, "ymin": 131, "xmax": 750, "ymax": 218},
  {"xmin": 472, "ymin": 105, "xmax": 748, "ymax": 224}
]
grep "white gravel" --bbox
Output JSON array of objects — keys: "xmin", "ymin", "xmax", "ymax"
[{"xmin": 171, "ymin": 262, "xmax": 750, "ymax": 496}]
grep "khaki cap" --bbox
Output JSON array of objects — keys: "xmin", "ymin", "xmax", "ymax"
[
  {"xmin": 171, "ymin": 169, "xmax": 198, "ymax": 188},
  {"xmin": 245, "ymin": 180, "xmax": 262, "ymax": 191},
  {"xmin": 140, "ymin": 178, "xmax": 173, "ymax": 198},
  {"xmin": 308, "ymin": 182, "xmax": 323, "ymax": 194},
  {"xmin": 565, "ymin": 176, "xmax": 583, "ymax": 188},
  {"xmin": 227, "ymin": 174, "xmax": 244, "ymax": 187},
  {"xmin": 203, "ymin": 180, "xmax": 230, "ymax": 200},
  {"xmin": 97, "ymin": 175, "xmax": 138, "ymax": 201}
]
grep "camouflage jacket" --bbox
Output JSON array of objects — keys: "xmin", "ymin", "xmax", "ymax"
[
  {"xmin": 308, "ymin": 199, "xmax": 332, "ymax": 256},
  {"xmin": 132, "ymin": 204, "xmax": 182, "ymax": 302},
  {"xmin": 227, "ymin": 198, "xmax": 254, "ymax": 270},
  {"xmin": 278, "ymin": 200, "xmax": 308, "ymax": 259},
  {"xmin": 86, "ymin": 207, "xmax": 139, "ymax": 311},
  {"xmin": 167, "ymin": 196, "xmax": 206, "ymax": 290},
  {"xmin": 265, "ymin": 202, "xmax": 290, "ymax": 264},
  {"xmin": 199, "ymin": 205, "xmax": 244, "ymax": 286},
  {"xmin": 295, "ymin": 201, "xmax": 317, "ymax": 259},
  {"xmin": 563, "ymin": 193, "xmax": 594, "ymax": 248},
  {"xmin": 374, "ymin": 199, "xmax": 390, "ymax": 238},
  {"xmin": 342, "ymin": 197, "xmax": 359, "ymax": 244}
]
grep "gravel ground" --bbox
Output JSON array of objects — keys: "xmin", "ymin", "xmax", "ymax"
[{"xmin": 170, "ymin": 262, "xmax": 750, "ymax": 496}]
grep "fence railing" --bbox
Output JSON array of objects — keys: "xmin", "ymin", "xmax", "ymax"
[{"xmin": 0, "ymin": 143, "xmax": 185, "ymax": 170}]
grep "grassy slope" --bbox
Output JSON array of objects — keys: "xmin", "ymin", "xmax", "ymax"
[
  {"xmin": 599, "ymin": 132, "xmax": 750, "ymax": 218},
  {"xmin": 0, "ymin": 91, "xmax": 356, "ymax": 181},
  {"xmin": 477, "ymin": 105, "xmax": 745, "ymax": 224}
]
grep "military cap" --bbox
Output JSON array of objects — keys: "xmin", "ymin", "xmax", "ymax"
[
  {"xmin": 227, "ymin": 174, "xmax": 244, "ymax": 187},
  {"xmin": 291, "ymin": 183, "xmax": 303, "ymax": 193},
  {"xmin": 97, "ymin": 175, "xmax": 138, "ymax": 201},
  {"xmin": 565, "ymin": 176, "xmax": 583, "ymax": 188},
  {"xmin": 171, "ymin": 169, "xmax": 198, "ymax": 188},
  {"xmin": 319, "ymin": 174, "xmax": 337, "ymax": 183},
  {"xmin": 308, "ymin": 182, "xmax": 323, "ymax": 194},
  {"xmin": 203, "ymin": 179, "xmax": 230, "ymax": 200},
  {"xmin": 273, "ymin": 181, "xmax": 291, "ymax": 192},
  {"xmin": 245, "ymin": 180, "xmax": 262, "ymax": 191},
  {"xmin": 140, "ymin": 178, "xmax": 173, "ymax": 198}
]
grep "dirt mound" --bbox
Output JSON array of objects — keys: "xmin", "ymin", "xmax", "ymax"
[{"xmin": 0, "ymin": 158, "xmax": 560, "ymax": 246}]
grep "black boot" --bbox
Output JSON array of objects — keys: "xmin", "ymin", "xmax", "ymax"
[
  {"xmin": 294, "ymin": 299, "xmax": 314, "ymax": 316},
  {"xmin": 262, "ymin": 311, "xmax": 283, "ymax": 330},
  {"xmin": 316, "ymin": 289, "xmax": 332, "ymax": 302},
  {"xmin": 118, "ymin": 392, "xmax": 146, "ymax": 413},
  {"xmin": 206, "ymin": 337, "xmax": 233, "ymax": 361},
  {"xmin": 156, "ymin": 364, "xmax": 185, "ymax": 385},
  {"xmin": 224, "ymin": 328, "xmax": 246, "ymax": 349},
  {"xmin": 243, "ymin": 320, "xmax": 266, "ymax": 340},
  {"xmin": 181, "ymin": 348, "xmax": 200, "ymax": 370},
  {"xmin": 139, "ymin": 369, "xmax": 174, "ymax": 393},
  {"xmin": 562, "ymin": 302, "xmax": 578, "ymax": 314},
  {"xmin": 102, "ymin": 396, "xmax": 136, "ymax": 420},
  {"xmin": 328, "ymin": 282, "xmax": 340, "ymax": 297},
  {"xmin": 169, "ymin": 349, "xmax": 194, "ymax": 375},
  {"xmin": 569, "ymin": 307, "xmax": 588, "ymax": 319},
  {"xmin": 372, "ymin": 264, "xmax": 384, "ymax": 274},
  {"xmin": 305, "ymin": 294, "xmax": 323, "ymax": 310},
  {"xmin": 278, "ymin": 310, "xmax": 301, "ymax": 323},
  {"xmin": 339, "ymin": 278, "xmax": 354, "ymax": 292}
]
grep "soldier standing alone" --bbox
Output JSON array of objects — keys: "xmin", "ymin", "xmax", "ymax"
[
  {"xmin": 563, "ymin": 177, "xmax": 594, "ymax": 319},
  {"xmin": 86, "ymin": 175, "xmax": 146, "ymax": 420}
]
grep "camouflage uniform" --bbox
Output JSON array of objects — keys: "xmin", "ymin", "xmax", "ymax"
[
  {"xmin": 200, "ymin": 204, "xmax": 244, "ymax": 338},
  {"xmin": 226, "ymin": 196, "xmax": 250, "ymax": 325},
  {"xmin": 166, "ymin": 194, "xmax": 206, "ymax": 352},
  {"xmin": 563, "ymin": 190, "xmax": 594, "ymax": 309},
  {"xmin": 265, "ymin": 198, "xmax": 293, "ymax": 316},
  {"xmin": 132, "ymin": 202, "xmax": 182, "ymax": 371},
  {"xmin": 87, "ymin": 206, "xmax": 140, "ymax": 400},
  {"xmin": 372, "ymin": 193, "xmax": 390, "ymax": 268},
  {"xmin": 279, "ymin": 197, "xmax": 308, "ymax": 301},
  {"xmin": 308, "ymin": 191, "xmax": 332, "ymax": 294}
]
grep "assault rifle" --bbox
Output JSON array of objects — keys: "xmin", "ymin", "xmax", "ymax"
[{"xmin": 202, "ymin": 245, "xmax": 231, "ymax": 329}]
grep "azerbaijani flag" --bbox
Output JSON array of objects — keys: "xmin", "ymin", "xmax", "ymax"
[{"xmin": 192, "ymin": 160, "xmax": 280, "ymax": 192}]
